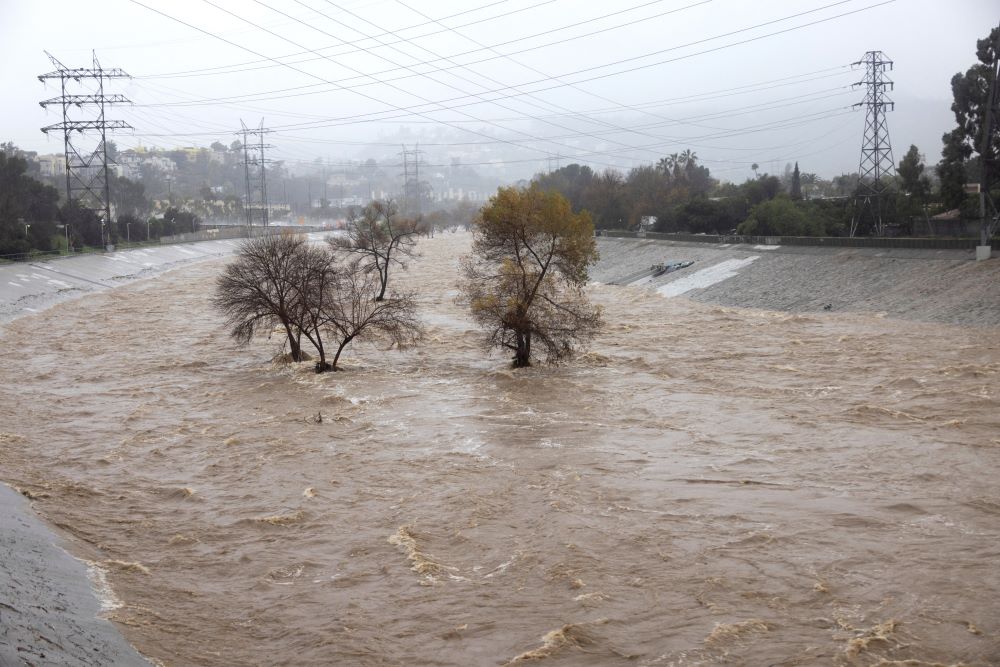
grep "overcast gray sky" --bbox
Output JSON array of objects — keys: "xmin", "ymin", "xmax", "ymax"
[{"xmin": 2, "ymin": 0, "xmax": 996, "ymax": 181}]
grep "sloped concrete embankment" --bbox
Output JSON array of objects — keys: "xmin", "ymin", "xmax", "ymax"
[
  {"xmin": 593, "ymin": 237, "xmax": 1000, "ymax": 327},
  {"xmin": 0, "ymin": 239, "xmax": 244, "ymax": 323},
  {"xmin": 0, "ymin": 483, "xmax": 149, "ymax": 666}
]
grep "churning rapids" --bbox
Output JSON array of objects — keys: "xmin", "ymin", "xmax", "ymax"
[{"xmin": 1, "ymin": 232, "xmax": 998, "ymax": 666}]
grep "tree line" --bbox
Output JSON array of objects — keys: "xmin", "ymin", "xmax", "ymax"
[
  {"xmin": 530, "ymin": 26, "xmax": 999, "ymax": 240},
  {"xmin": 1, "ymin": 143, "xmax": 201, "ymax": 259}
]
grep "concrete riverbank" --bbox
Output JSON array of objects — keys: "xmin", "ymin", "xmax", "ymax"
[{"xmin": 593, "ymin": 236, "xmax": 1000, "ymax": 326}]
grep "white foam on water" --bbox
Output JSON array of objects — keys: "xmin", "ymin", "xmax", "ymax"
[
  {"xmin": 656, "ymin": 257, "xmax": 759, "ymax": 297},
  {"xmin": 754, "ymin": 245, "xmax": 780, "ymax": 250},
  {"xmin": 84, "ymin": 560, "xmax": 124, "ymax": 613}
]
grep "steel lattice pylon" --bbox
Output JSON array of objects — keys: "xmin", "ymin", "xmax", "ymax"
[
  {"xmin": 399, "ymin": 144, "xmax": 425, "ymax": 217},
  {"xmin": 850, "ymin": 51, "xmax": 896, "ymax": 238},
  {"xmin": 38, "ymin": 51, "xmax": 132, "ymax": 246},
  {"xmin": 239, "ymin": 120, "xmax": 272, "ymax": 228}
]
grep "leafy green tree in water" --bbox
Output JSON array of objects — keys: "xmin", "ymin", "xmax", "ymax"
[
  {"xmin": 938, "ymin": 26, "xmax": 1000, "ymax": 211},
  {"xmin": 460, "ymin": 186, "xmax": 602, "ymax": 368}
]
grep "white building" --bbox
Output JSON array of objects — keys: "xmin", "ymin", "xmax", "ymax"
[{"xmin": 36, "ymin": 154, "xmax": 66, "ymax": 177}]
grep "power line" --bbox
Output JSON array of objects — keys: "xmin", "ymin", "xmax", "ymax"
[
  {"xmin": 130, "ymin": 0, "xmax": 577, "ymax": 164},
  {"xmin": 197, "ymin": 0, "xmax": 694, "ymax": 165},
  {"xmin": 253, "ymin": 0, "xmax": 710, "ymax": 163},
  {"xmin": 217, "ymin": 1, "xmax": 891, "ymax": 135},
  {"xmin": 133, "ymin": 0, "xmax": 853, "ymax": 112},
  {"xmin": 138, "ymin": 0, "xmax": 549, "ymax": 79}
]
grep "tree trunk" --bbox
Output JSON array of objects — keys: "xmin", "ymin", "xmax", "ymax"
[
  {"xmin": 513, "ymin": 330, "xmax": 531, "ymax": 368},
  {"xmin": 314, "ymin": 337, "xmax": 329, "ymax": 373},
  {"xmin": 376, "ymin": 264, "xmax": 388, "ymax": 301},
  {"xmin": 331, "ymin": 336, "xmax": 353, "ymax": 371},
  {"xmin": 283, "ymin": 322, "xmax": 302, "ymax": 361}
]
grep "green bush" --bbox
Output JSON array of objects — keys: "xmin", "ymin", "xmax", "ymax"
[{"xmin": 737, "ymin": 197, "xmax": 823, "ymax": 236}]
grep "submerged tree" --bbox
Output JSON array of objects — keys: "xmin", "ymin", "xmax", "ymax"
[
  {"xmin": 321, "ymin": 258, "xmax": 422, "ymax": 371},
  {"xmin": 460, "ymin": 186, "xmax": 602, "ymax": 368},
  {"xmin": 331, "ymin": 199, "xmax": 418, "ymax": 301},
  {"xmin": 214, "ymin": 233, "xmax": 421, "ymax": 372},
  {"xmin": 213, "ymin": 233, "xmax": 310, "ymax": 361},
  {"xmin": 288, "ymin": 242, "xmax": 340, "ymax": 371}
]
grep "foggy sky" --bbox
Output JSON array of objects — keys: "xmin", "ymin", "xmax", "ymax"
[{"xmin": 2, "ymin": 0, "xmax": 996, "ymax": 182}]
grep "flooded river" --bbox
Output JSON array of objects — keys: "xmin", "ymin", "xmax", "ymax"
[{"xmin": 1, "ymin": 232, "xmax": 998, "ymax": 665}]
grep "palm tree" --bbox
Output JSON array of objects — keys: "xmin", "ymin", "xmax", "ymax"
[
  {"xmin": 669, "ymin": 153, "xmax": 681, "ymax": 181},
  {"xmin": 751, "ymin": 163, "xmax": 760, "ymax": 179},
  {"xmin": 681, "ymin": 149, "xmax": 697, "ymax": 180}
]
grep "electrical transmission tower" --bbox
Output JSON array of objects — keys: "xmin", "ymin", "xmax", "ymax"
[
  {"xmin": 239, "ymin": 120, "xmax": 273, "ymax": 228},
  {"xmin": 39, "ymin": 51, "xmax": 132, "ymax": 246},
  {"xmin": 399, "ymin": 144, "xmax": 426, "ymax": 216},
  {"xmin": 849, "ymin": 51, "xmax": 896, "ymax": 237}
]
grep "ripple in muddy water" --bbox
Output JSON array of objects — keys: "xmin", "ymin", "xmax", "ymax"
[{"xmin": 0, "ymin": 231, "xmax": 998, "ymax": 665}]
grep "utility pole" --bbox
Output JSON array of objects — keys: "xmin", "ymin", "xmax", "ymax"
[
  {"xmin": 39, "ymin": 51, "xmax": 132, "ymax": 248},
  {"xmin": 849, "ymin": 51, "xmax": 896, "ymax": 237},
  {"xmin": 239, "ymin": 119, "xmax": 273, "ymax": 229}
]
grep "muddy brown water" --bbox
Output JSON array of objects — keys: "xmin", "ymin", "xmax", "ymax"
[{"xmin": 1, "ymin": 232, "xmax": 998, "ymax": 666}]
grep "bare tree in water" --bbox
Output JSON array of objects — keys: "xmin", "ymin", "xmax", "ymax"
[
  {"xmin": 213, "ymin": 233, "xmax": 310, "ymax": 361},
  {"xmin": 459, "ymin": 185, "xmax": 602, "ymax": 368},
  {"xmin": 330, "ymin": 199, "xmax": 418, "ymax": 301},
  {"xmin": 287, "ymin": 243, "xmax": 339, "ymax": 371},
  {"xmin": 215, "ymin": 233, "xmax": 421, "ymax": 372},
  {"xmin": 321, "ymin": 258, "xmax": 422, "ymax": 371}
]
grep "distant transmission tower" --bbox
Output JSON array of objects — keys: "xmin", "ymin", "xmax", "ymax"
[
  {"xmin": 239, "ymin": 120, "xmax": 272, "ymax": 228},
  {"xmin": 39, "ymin": 51, "xmax": 132, "ymax": 246},
  {"xmin": 849, "ymin": 51, "xmax": 896, "ymax": 237},
  {"xmin": 399, "ymin": 144, "xmax": 425, "ymax": 216}
]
